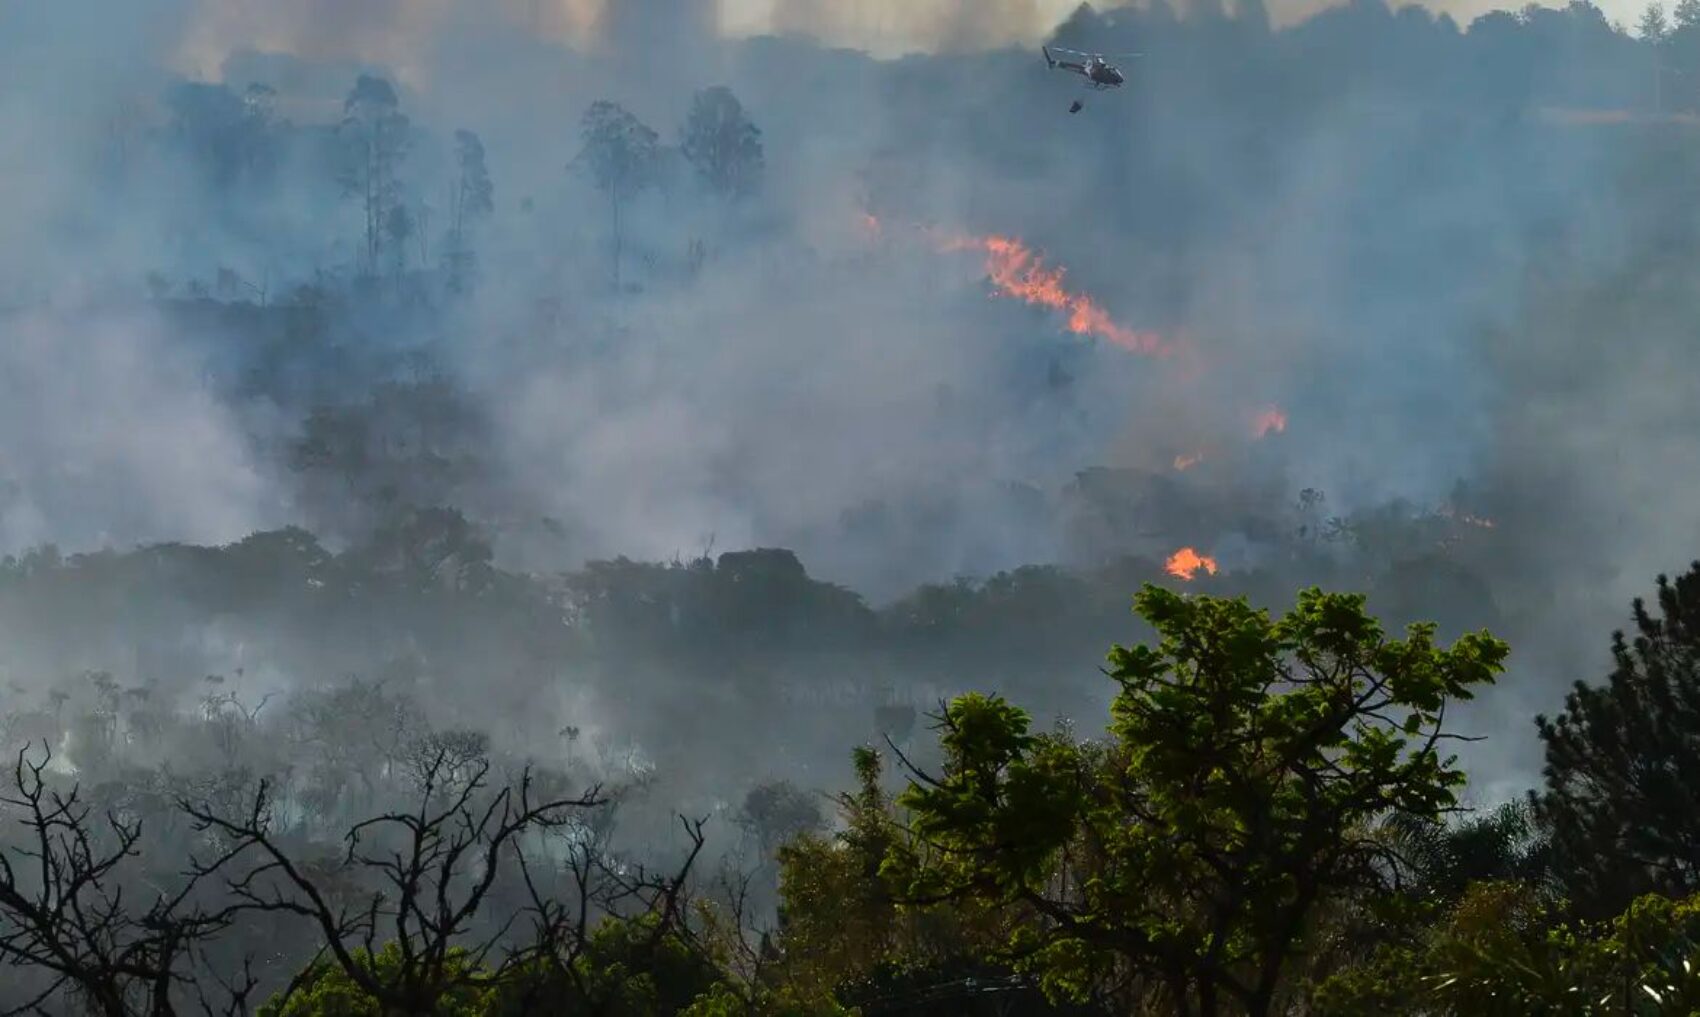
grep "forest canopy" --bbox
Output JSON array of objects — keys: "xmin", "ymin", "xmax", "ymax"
[{"xmin": 0, "ymin": 553, "xmax": 1698, "ymax": 1013}]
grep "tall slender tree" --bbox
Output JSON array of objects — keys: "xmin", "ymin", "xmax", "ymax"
[
  {"xmin": 338, "ymin": 75, "xmax": 411, "ymax": 281},
  {"xmin": 575, "ymin": 101, "xmax": 659, "ymax": 293},
  {"xmin": 444, "ymin": 129, "xmax": 495, "ymax": 294},
  {"xmin": 1532, "ymin": 562, "xmax": 1700, "ymax": 917},
  {"xmin": 1643, "ymin": 3, "xmax": 1671, "ymax": 109}
]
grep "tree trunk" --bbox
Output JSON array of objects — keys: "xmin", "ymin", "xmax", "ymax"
[
  {"xmin": 611, "ymin": 185, "xmax": 623, "ymax": 294},
  {"xmin": 1197, "ymin": 980, "xmax": 1218, "ymax": 1017},
  {"xmin": 417, "ymin": 206, "xmax": 429, "ymax": 271},
  {"xmin": 366, "ymin": 138, "xmax": 380, "ymax": 277}
]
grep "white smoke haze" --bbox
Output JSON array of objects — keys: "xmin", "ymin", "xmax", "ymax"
[
  {"xmin": 0, "ymin": 307, "xmax": 283, "ymax": 553},
  {"xmin": 0, "ymin": 0, "xmax": 1696, "ymax": 830},
  {"xmin": 465, "ymin": 222, "xmax": 1131, "ymax": 582}
]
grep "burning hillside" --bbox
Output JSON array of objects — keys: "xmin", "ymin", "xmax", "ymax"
[{"xmin": 940, "ymin": 233, "xmax": 1175, "ymax": 357}]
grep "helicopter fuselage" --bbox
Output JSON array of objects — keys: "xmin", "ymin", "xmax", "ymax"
[{"xmin": 1084, "ymin": 59, "xmax": 1124, "ymax": 87}]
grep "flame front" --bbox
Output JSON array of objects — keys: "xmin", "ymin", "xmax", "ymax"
[
  {"xmin": 856, "ymin": 213, "xmax": 1296, "ymax": 458},
  {"xmin": 1165, "ymin": 547, "xmax": 1219, "ymax": 581},
  {"xmin": 943, "ymin": 233, "xmax": 1172, "ymax": 357},
  {"xmin": 1252, "ymin": 407, "xmax": 1288, "ymax": 439}
]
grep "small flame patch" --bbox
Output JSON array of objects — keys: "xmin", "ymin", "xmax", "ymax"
[
  {"xmin": 1252, "ymin": 407, "xmax": 1288, "ymax": 439},
  {"xmin": 1165, "ymin": 547, "xmax": 1219, "ymax": 581}
]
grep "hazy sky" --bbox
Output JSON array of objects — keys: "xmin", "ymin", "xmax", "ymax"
[
  {"xmin": 720, "ymin": 0, "xmax": 1646, "ymax": 46},
  {"xmin": 163, "ymin": 0, "xmax": 1651, "ymax": 79},
  {"xmin": 727, "ymin": 0, "xmax": 1328, "ymax": 44}
]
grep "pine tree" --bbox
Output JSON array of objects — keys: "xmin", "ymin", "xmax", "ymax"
[{"xmin": 1532, "ymin": 563, "xmax": 1700, "ymax": 917}]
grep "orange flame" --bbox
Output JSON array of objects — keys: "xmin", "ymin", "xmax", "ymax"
[
  {"xmin": 859, "ymin": 212, "xmax": 882, "ymax": 238},
  {"xmin": 942, "ymin": 233, "xmax": 1172, "ymax": 357},
  {"xmin": 1252, "ymin": 407, "xmax": 1288, "ymax": 439},
  {"xmin": 1173, "ymin": 452, "xmax": 1204, "ymax": 471},
  {"xmin": 1164, "ymin": 547, "xmax": 1219, "ymax": 581}
]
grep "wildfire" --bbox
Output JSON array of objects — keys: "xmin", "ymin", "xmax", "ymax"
[
  {"xmin": 851, "ymin": 211, "xmax": 1306, "ymax": 485},
  {"xmin": 1251, "ymin": 407, "xmax": 1288, "ymax": 439},
  {"xmin": 1164, "ymin": 547, "xmax": 1219, "ymax": 581},
  {"xmin": 941, "ymin": 233, "xmax": 1172, "ymax": 357}
]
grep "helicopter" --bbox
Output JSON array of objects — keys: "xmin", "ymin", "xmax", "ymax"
[{"xmin": 1042, "ymin": 46, "xmax": 1138, "ymax": 113}]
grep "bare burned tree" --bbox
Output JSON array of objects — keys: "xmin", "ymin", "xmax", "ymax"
[
  {"xmin": 180, "ymin": 745, "xmax": 604, "ymax": 1013},
  {"xmin": 0, "ymin": 745, "xmax": 253, "ymax": 1017},
  {"xmin": 399, "ymin": 730, "xmax": 488, "ymax": 796}
]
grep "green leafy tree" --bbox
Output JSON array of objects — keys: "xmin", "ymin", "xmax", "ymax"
[
  {"xmin": 262, "ymin": 926, "xmax": 726, "ymax": 1017},
  {"xmin": 259, "ymin": 942, "xmax": 491, "ymax": 1016},
  {"xmin": 483, "ymin": 915, "xmax": 726, "ymax": 1016},
  {"xmin": 680, "ymin": 981, "xmax": 849, "ymax": 1017},
  {"xmin": 164, "ymin": 82, "xmax": 247, "ymax": 188},
  {"xmin": 1645, "ymin": 2, "xmax": 1673, "ymax": 111},
  {"xmin": 1315, "ymin": 882, "xmax": 1700, "ymax": 1015},
  {"xmin": 738, "ymin": 780, "xmax": 825, "ymax": 859},
  {"xmin": 1533, "ymin": 563, "xmax": 1700, "ymax": 918},
  {"xmin": 575, "ymin": 101, "xmax": 659, "ymax": 292},
  {"xmin": 1382, "ymin": 800, "xmax": 1552, "ymax": 906},
  {"xmin": 679, "ymin": 86, "xmax": 764, "ymax": 201},
  {"xmin": 773, "ymin": 748, "xmax": 1084, "ymax": 1014},
  {"xmin": 774, "ymin": 748, "xmax": 912, "ymax": 1002},
  {"xmin": 1670, "ymin": 0, "xmax": 1700, "ymax": 103},
  {"xmin": 885, "ymin": 585, "xmax": 1507, "ymax": 1016},
  {"xmin": 338, "ymin": 75, "xmax": 411, "ymax": 280},
  {"xmin": 1313, "ymin": 882, "xmax": 1587, "ymax": 1015},
  {"xmin": 444, "ymin": 129, "xmax": 495, "ymax": 293},
  {"xmin": 352, "ymin": 506, "xmax": 497, "ymax": 595},
  {"xmin": 1643, "ymin": 2, "xmax": 1670, "ymax": 41}
]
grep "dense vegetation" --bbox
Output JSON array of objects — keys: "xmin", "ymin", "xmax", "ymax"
[{"xmin": 3, "ymin": 548, "xmax": 1700, "ymax": 1014}]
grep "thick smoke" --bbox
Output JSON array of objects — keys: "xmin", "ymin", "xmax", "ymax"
[
  {"xmin": 0, "ymin": 308, "xmax": 282, "ymax": 553},
  {"xmin": 0, "ymin": 0, "xmax": 1696, "ymax": 806}
]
